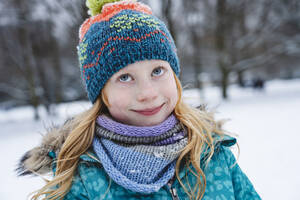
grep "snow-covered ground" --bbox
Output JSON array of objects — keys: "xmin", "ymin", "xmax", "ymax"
[{"xmin": 0, "ymin": 79, "xmax": 299, "ymax": 200}]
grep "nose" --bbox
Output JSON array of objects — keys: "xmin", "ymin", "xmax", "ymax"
[{"xmin": 136, "ymin": 80, "xmax": 158, "ymax": 102}]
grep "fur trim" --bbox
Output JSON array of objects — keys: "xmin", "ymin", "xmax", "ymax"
[{"xmin": 16, "ymin": 121, "xmax": 72, "ymax": 176}]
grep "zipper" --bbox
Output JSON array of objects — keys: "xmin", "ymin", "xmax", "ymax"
[{"xmin": 167, "ymin": 176, "xmax": 180, "ymax": 200}]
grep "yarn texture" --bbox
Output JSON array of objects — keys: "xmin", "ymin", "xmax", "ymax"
[
  {"xmin": 86, "ymin": 0, "xmax": 124, "ymax": 16},
  {"xmin": 96, "ymin": 114, "xmax": 179, "ymax": 137}
]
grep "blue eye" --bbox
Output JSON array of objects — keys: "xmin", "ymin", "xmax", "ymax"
[
  {"xmin": 152, "ymin": 67, "xmax": 164, "ymax": 76},
  {"xmin": 119, "ymin": 74, "xmax": 132, "ymax": 82}
]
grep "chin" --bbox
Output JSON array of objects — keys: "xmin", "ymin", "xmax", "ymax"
[{"xmin": 142, "ymin": 116, "xmax": 167, "ymax": 126}]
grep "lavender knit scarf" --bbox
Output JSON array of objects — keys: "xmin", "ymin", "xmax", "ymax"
[{"xmin": 92, "ymin": 114, "xmax": 188, "ymax": 194}]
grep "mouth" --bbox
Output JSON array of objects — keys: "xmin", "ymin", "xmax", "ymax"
[{"xmin": 132, "ymin": 103, "xmax": 165, "ymax": 116}]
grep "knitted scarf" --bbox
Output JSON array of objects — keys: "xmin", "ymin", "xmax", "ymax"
[{"xmin": 92, "ymin": 114, "xmax": 188, "ymax": 194}]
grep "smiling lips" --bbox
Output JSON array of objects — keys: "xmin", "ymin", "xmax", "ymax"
[{"xmin": 133, "ymin": 103, "xmax": 165, "ymax": 116}]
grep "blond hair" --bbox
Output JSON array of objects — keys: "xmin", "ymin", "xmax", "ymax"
[{"xmin": 31, "ymin": 74, "xmax": 225, "ymax": 200}]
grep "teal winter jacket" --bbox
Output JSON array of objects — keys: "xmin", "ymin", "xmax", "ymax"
[
  {"xmin": 18, "ymin": 125, "xmax": 261, "ymax": 200},
  {"xmin": 61, "ymin": 135, "xmax": 261, "ymax": 200}
]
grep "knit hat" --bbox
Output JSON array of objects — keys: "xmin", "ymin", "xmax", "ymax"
[{"xmin": 77, "ymin": 0, "xmax": 180, "ymax": 103}]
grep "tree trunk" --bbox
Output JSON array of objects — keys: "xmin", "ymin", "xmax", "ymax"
[
  {"xmin": 215, "ymin": 0, "xmax": 229, "ymax": 100},
  {"xmin": 220, "ymin": 63, "xmax": 229, "ymax": 99},
  {"xmin": 17, "ymin": 0, "xmax": 40, "ymax": 119},
  {"xmin": 237, "ymin": 70, "xmax": 245, "ymax": 87},
  {"xmin": 161, "ymin": 0, "xmax": 177, "ymax": 43},
  {"xmin": 52, "ymin": 38, "xmax": 63, "ymax": 103}
]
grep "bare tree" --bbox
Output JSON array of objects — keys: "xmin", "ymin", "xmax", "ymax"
[
  {"xmin": 0, "ymin": 0, "xmax": 87, "ymax": 117},
  {"xmin": 0, "ymin": 0, "xmax": 42, "ymax": 118}
]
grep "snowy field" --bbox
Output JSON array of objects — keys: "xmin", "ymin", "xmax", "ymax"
[{"xmin": 0, "ymin": 79, "xmax": 299, "ymax": 200}]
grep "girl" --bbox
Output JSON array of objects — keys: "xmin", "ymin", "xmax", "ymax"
[{"xmin": 17, "ymin": 0, "xmax": 261, "ymax": 199}]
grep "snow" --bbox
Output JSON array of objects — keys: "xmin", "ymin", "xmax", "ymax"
[{"xmin": 0, "ymin": 79, "xmax": 300, "ymax": 199}]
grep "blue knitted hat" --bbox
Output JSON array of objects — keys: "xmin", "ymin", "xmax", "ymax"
[{"xmin": 77, "ymin": 0, "xmax": 180, "ymax": 103}]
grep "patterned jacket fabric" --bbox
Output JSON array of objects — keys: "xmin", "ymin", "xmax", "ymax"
[{"xmin": 59, "ymin": 135, "xmax": 261, "ymax": 200}]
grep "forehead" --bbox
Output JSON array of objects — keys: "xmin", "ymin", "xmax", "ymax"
[{"xmin": 115, "ymin": 59, "xmax": 171, "ymax": 74}]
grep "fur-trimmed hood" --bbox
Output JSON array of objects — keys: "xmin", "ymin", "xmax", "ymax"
[{"xmin": 16, "ymin": 122, "xmax": 71, "ymax": 176}]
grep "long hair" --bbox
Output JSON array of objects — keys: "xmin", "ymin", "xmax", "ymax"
[
  {"xmin": 31, "ymin": 74, "xmax": 226, "ymax": 200},
  {"xmin": 30, "ymin": 93, "xmax": 107, "ymax": 200},
  {"xmin": 173, "ymin": 74, "xmax": 225, "ymax": 200}
]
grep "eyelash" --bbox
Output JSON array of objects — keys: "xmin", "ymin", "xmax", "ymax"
[
  {"xmin": 119, "ymin": 74, "xmax": 132, "ymax": 82},
  {"xmin": 118, "ymin": 66, "xmax": 165, "ymax": 82},
  {"xmin": 152, "ymin": 67, "xmax": 164, "ymax": 76}
]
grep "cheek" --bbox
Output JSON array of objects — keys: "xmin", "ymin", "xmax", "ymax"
[
  {"xmin": 106, "ymin": 89, "xmax": 132, "ymax": 117},
  {"xmin": 108, "ymin": 92, "xmax": 129, "ymax": 110},
  {"xmin": 162, "ymin": 78, "xmax": 178, "ymax": 106},
  {"xmin": 169, "ymin": 86, "xmax": 178, "ymax": 107}
]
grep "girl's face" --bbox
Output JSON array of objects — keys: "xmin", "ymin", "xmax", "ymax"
[{"xmin": 103, "ymin": 59, "xmax": 178, "ymax": 126}]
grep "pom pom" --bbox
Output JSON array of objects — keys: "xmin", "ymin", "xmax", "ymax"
[{"xmin": 86, "ymin": 0, "xmax": 128, "ymax": 16}]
